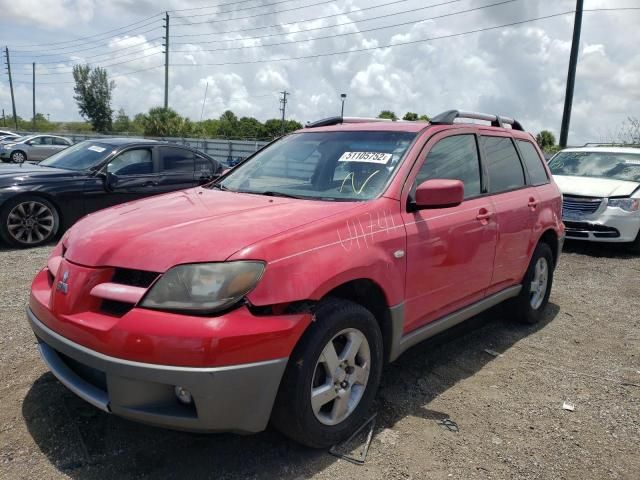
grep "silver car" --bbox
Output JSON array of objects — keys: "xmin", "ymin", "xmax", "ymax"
[
  {"xmin": 0, "ymin": 134, "xmax": 72, "ymax": 163},
  {"xmin": 548, "ymin": 146, "xmax": 640, "ymax": 253}
]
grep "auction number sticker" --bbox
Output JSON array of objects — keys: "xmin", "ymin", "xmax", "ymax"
[
  {"xmin": 338, "ymin": 151, "xmax": 392, "ymax": 164},
  {"xmin": 88, "ymin": 145, "xmax": 106, "ymax": 153}
]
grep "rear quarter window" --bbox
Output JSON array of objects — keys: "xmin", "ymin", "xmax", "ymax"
[{"xmin": 517, "ymin": 140, "xmax": 549, "ymax": 185}]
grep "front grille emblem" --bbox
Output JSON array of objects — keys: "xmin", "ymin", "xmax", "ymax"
[{"xmin": 56, "ymin": 271, "xmax": 69, "ymax": 295}]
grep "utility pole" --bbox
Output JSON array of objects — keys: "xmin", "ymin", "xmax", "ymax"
[
  {"xmin": 279, "ymin": 91, "xmax": 288, "ymax": 136},
  {"xmin": 559, "ymin": 0, "xmax": 583, "ymax": 148},
  {"xmin": 2, "ymin": 109, "xmax": 5, "ymax": 127},
  {"xmin": 163, "ymin": 12, "xmax": 170, "ymax": 109},
  {"xmin": 32, "ymin": 62, "xmax": 36, "ymax": 130},
  {"xmin": 4, "ymin": 47, "xmax": 18, "ymax": 131}
]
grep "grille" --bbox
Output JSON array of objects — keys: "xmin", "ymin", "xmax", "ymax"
[
  {"xmin": 562, "ymin": 196, "xmax": 603, "ymax": 215},
  {"xmin": 111, "ymin": 268, "xmax": 160, "ymax": 288},
  {"xmin": 564, "ymin": 221, "xmax": 620, "ymax": 238}
]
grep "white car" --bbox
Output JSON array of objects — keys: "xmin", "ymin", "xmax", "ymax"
[{"xmin": 548, "ymin": 146, "xmax": 640, "ymax": 252}]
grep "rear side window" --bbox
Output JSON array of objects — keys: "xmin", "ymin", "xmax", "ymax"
[
  {"xmin": 196, "ymin": 154, "xmax": 221, "ymax": 176},
  {"xmin": 53, "ymin": 137, "xmax": 70, "ymax": 146},
  {"xmin": 416, "ymin": 135, "xmax": 481, "ymax": 199},
  {"xmin": 517, "ymin": 140, "xmax": 549, "ymax": 185},
  {"xmin": 160, "ymin": 147, "xmax": 194, "ymax": 173},
  {"xmin": 482, "ymin": 136, "xmax": 525, "ymax": 193}
]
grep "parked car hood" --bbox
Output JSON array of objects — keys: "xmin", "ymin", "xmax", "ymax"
[
  {"xmin": 0, "ymin": 164, "xmax": 84, "ymax": 186},
  {"xmin": 553, "ymin": 175, "xmax": 640, "ymax": 198},
  {"xmin": 63, "ymin": 187, "xmax": 361, "ymax": 272}
]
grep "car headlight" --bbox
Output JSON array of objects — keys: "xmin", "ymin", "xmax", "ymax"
[
  {"xmin": 607, "ymin": 198, "xmax": 640, "ymax": 212},
  {"xmin": 139, "ymin": 261, "xmax": 265, "ymax": 314}
]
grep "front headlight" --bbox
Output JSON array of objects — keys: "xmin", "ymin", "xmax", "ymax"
[
  {"xmin": 608, "ymin": 198, "xmax": 640, "ymax": 212},
  {"xmin": 140, "ymin": 261, "xmax": 265, "ymax": 314}
]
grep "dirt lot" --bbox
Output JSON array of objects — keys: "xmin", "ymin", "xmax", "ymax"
[{"xmin": 0, "ymin": 241, "xmax": 638, "ymax": 479}]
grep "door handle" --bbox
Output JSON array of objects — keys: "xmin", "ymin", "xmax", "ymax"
[
  {"xmin": 476, "ymin": 209, "xmax": 492, "ymax": 222},
  {"xmin": 528, "ymin": 197, "xmax": 538, "ymax": 208},
  {"xmin": 143, "ymin": 181, "xmax": 159, "ymax": 187}
]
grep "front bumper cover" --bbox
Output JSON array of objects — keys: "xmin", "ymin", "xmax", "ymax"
[{"xmin": 28, "ymin": 307, "xmax": 288, "ymax": 434}]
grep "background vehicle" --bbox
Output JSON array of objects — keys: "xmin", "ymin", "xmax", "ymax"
[
  {"xmin": 29, "ymin": 111, "xmax": 563, "ymax": 448},
  {"xmin": 0, "ymin": 138, "xmax": 222, "ymax": 247},
  {"xmin": 0, "ymin": 134, "xmax": 72, "ymax": 163},
  {"xmin": 0, "ymin": 129, "xmax": 16, "ymax": 137},
  {"xmin": 549, "ymin": 145, "xmax": 640, "ymax": 252},
  {"xmin": 0, "ymin": 134, "xmax": 21, "ymax": 143}
]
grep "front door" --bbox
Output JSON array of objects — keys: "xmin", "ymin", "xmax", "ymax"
[
  {"xmin": 401, "ymin": 131, "xmax": 497, "ymax": 333},
  {"xmin": 82, "ymin": 147, "xmax": 160, "ymax": 213}
]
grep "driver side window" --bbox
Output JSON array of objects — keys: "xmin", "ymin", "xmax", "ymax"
[
  {"xmin": 414, "ymin": 135, "xmax": 482, "ymax": 199},
  {"xmin": 107, "ymin": 149, "xmax": 153, "ymax": 176}
]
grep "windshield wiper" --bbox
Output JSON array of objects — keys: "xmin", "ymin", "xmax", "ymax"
[
  {"xmin": 210, "ymin": 183, "xmax": 231, "ymax": 191},
  {"xmin": 259, "ymin": 191, "xmax": 305, "ymax": 199}
]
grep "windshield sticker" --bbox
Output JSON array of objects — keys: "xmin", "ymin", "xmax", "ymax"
[
  {"xmin": 88, "ymin": 146, "xmax": 106, "ymax": 153},
  {"xmin": 624, "ymin": 159, "xmax": 640, "ymax": 166},
  {"xmin": 338, "ymin": 152, "xmax": 392, "ymax": 164}
]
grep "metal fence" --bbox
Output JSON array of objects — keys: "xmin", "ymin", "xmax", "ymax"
[{"xmin": 22, "ymin": 132, "xmax": 270, "ymax": 167}]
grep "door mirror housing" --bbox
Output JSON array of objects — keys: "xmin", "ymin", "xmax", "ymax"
[
  {"xmin": 413, "ymin": 179, "xmax": 464, "ymax": 209},
  {"xmin": 104, "ymin": 171, "xmax": 119, "ymax": 191}
]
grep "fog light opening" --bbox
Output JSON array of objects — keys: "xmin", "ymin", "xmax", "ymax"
[{"xmin": 174, "ymin": 386, "xmax": 193, "ymax": 405}]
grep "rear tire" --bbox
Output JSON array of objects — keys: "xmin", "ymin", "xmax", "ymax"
[
  {"xmin": 0, "ymin": 196, "xmax": 60, "ymax": 248},
  {"xmin": 271, "ymin": 298, "xmax": 383, "ymax": 448},
  {"xmin": 508, "ymin": 242, "xmax": 554, "ymax": 325}
]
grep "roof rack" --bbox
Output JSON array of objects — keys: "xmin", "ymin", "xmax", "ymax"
[
  {"xmin": 305, "ymin": 116, "xmax": 397, "ymax": 128},
  {"xmin": 430, "ymin": 110, "xmax": 524, "ymax": 131}
]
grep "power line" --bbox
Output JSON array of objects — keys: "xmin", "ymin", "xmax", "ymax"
[
  {"xmin": 172, "ymin": 0, "xmax": 451, "ymax": 41},
  {"xmin": 173, "ymin": 0, "xmax": 299, "ymax": 21},
  {"xmin": 168, "ymin": 0, "xmax": 283, "ymax": 13},
  {"xmin": 172, "ymin": 0, "xmax": 339, "ymax": 27},
  {"xmin": 171, "ymin": 0, "xmax": 513, "ymax": 54},
  {"xmin": 10, "ymin": 23, "xmax": 162, "ymax": 57},
  {"xmin": 10, "ymin": 38, "xmax": 164, "ymax": 65},
  {"xmin": 9, "ymin": 13, "xmax": 164, "ymax": 49},
  {"xmin": 167, "ymin": 7, "xmax": 640, "ymax": 67},
  {"xmin": 168, "ymin": 10, "xmax": 576, "ymax": 67},
  {"xmin": 11, "ymin": 64, "xmax": 164, "ymax": 85},
  {"xmin": 12, "ymin": 51, "xmax": 164, "ymax": 76}
]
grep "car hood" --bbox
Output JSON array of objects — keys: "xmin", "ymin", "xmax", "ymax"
[
  {"xmin": 553, "ymin": 175, "xmax": 640, "ymax": 198},
  {"xmin": 63, "ymin": 187, "xmax": 361, "ymax": 272},
  {"xmin": 0, "ymin": 164, "xmax": 83, "ymax": 184}
]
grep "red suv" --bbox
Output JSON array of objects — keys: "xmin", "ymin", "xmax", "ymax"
[{"xmin": 28, "ymin": 110, "xmax": 564, "ymax": 447}]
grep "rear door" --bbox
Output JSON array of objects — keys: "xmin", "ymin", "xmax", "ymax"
[
  {"xmin": 480, "ymin": 133, "xmax": 537, "ymax": 294},
  {"xmin": 156, "ymin": 146, "xmax": 198, "ymax": 192},
  {"xmin": 401, "ymin": 130, "xmax": 497, "ymax": 332}
]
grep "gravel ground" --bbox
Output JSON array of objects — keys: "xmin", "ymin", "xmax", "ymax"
[{"xmin": 0, "ymin": 241, "xmax": 638, "ymax": 479}]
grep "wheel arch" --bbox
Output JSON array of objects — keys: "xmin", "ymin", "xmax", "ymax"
[
  {"xmin": 320, "ymin": 278, "xmax": 394, "ymax": 363},
  {"xmin": 536, "ymin": 228, "xmax": 559, "ymax": 268}
]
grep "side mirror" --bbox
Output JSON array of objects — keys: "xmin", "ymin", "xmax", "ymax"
[
  {"xmin": 104, "ymin": 171, "xmax": 119, "ymax": 191},
  {"xmin": 413, "ymin": 179, "xmax": 464, "ymax": 209}
]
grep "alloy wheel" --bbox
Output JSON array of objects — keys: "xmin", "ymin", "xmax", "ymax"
[
  {"xmin": 11, "ymin": 152, "xmax": 25, "ymax": 163},
  {"xmin": 529, "ymin": 257, "xmax": 549, "ymax": 310},
  {"xmin": 311, "ymin": 328, "xmax": 371, "ymax": 426},
  {"xmin": 6, "ymin": 201, "xmax": 55, "ymax": 245}
]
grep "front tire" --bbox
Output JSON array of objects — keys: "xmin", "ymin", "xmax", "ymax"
[
  {"xmin": 628, "ymin": 228, "xmax": 640, "ymax": 255},
  {"xmin": 271, "ymin": 299, "xmax": 383, "ymax": 448},
  {"xmin": 10, "ymin": 150, "xmax": 26, "ymax": 163},
  {"xmin": 0, "ymin": 196, "xmax": 60, "ymax": 248},
  {"xmin": 508, "ymin": 242, "xmax": 554, "ymax": 324}
]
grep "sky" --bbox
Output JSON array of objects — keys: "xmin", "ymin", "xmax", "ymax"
[{"xmin": 0, "ymin": 0, "xmax": 638, "ymax": 144}]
